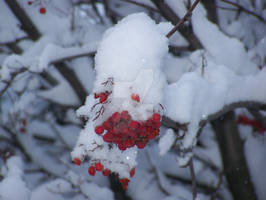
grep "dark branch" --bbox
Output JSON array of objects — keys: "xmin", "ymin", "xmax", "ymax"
[
  {"xmin": 220, "ymin": 0, "xmax": 266, "ymax": 23},
  {"xmin": 4, "ymin": 0, "xmax": 41, "ymax": 41},
  {"xmin": 150, "ymin": 0, "xmax": 203, "ymax": 50},
  {"xmin": 166, "ymin": 0, "xmax": 201, "ymax": 38}
]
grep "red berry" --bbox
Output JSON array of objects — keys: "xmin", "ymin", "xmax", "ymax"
[
  {"xmin": 102, "ymin": 169, "xmax": 110, "ymax": 176},
  {"xmin": 112, "ymin": 112, "xmax": 121, "ymax": 123},
  {"xmin": 95, "ymin": 126, "xmax": 104, "ymax": 135},
  {"xmin": 39, "ymin": 7, "xmax": 46, "ymax": 14},
  {"xmin": 28, "ymin": 1, "xmax": 33, "ymax": 6},
  {"xmin": 121, "ymin": 110, "xmax": 130, "ymax": 121},
  {"xmin": 103, "ymin": 132, "xmax": 113, "ymax": 143},
  {"xmin": 120, "ymin": 178, "xmax": 130, "ymax": 190},
  {"xmin": 73, "ymin": 158, "xmax": 82, "ymax": 166},
  {"xmin": 103, "ymin": 121, "xmax": 111, "ymax": 130},
  {"xmin": 20, "ymin": 127, "xmax": 26, "ymax": 134},
  {"xmin": 95, "ymin": 162, "xmax": 104, "ymax": 171},
  {"xmin": 136, "ymin": 140, "xmax": 147, "ymax": 149},
  {"xmin": 88, "ymin": 166, "xmax": 96, "ymax": 176},
  {"xmin": 130, "ymin": 168, "xmax": 135, "ymax": 177},
  {"xmin": 94, "ymin": 93, "xmax": 100, "ymax": 99},
  {"xmin": 99, "ymin": 93, "xmax": 108, "ymax": 103},
  {"xmin": 118, "ymin": 143, "xmax": 126, "ymax": 151},
  {"xmin": 131, "ymin": 94, "xmax": 140, "ymax": 102},
  {"xmin": 129, "ymin": 120, "xmax": 139, "ymax": 129},
  {"xmin": 152, "ymin": 113, "xmax": 161, "ymax": 122}
]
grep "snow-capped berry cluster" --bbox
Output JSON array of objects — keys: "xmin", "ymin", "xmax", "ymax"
[
  {"xmin": 95, "ymin": 110, "xmax": 161, "ymax": 150},
  {"xmin": 71, "ymin": 13, "xmax": 169, "ymax": 190}
]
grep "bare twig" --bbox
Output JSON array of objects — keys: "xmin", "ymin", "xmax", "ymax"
[
  {"xmin": 166, "ymin": 0, "xmax": 201, "ymax": 38},
  {"xmin": 189, "ymin": 159, "xmax": 197, "ymax": 200},
  {"xmin": 151, "ymin": 0, "xmax": 202, "ymax": 49},
  {"xmin": 220, "ymin": 0, "xmax": 266, "ymax": 23}
]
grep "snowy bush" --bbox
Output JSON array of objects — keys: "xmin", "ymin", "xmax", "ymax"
[{"xmin": 0, "ymin": 0, "xmax": 266, "ymax": 200}]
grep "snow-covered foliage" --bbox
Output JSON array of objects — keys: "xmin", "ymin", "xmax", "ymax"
[{"xmin": 0, "ymin": 0, "xmax": 266, "ymax": 200}]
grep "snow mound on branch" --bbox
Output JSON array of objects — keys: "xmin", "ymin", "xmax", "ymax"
[
  {"xmin": 192, "ymin": 3, "xmax": 258, "ymax": 75},
  {"xmin": 72, "ymin": 13, "xmax": 168, "ymax": 179},
  {"xmin": 165, "ymin": 61, "xmax": 266, "ymax": 162},
  {"xmin": 0, "ymin": 156, "xmax": 30, "ymax": 200}
]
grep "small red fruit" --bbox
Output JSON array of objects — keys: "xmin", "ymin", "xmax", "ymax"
[
  {"xmin": 27, "ymin": 1, "xmax": 32, "ymax": 6},
  {"xmin": 152, "ymin": 113, "xmax": 161, "ymax": 122},
  {"xmin": 129, "ymin": 120, "xmax": 139, "ymax": 129},
  {"xmin": 131, "ymin": 94, "xmax": 140, "ymax": 102},
  {"xmin": 88, "ymin": 166, "xmax": 96, "ymax": 176},
  {"xmin": 73, "ymin": 158, "xmax": 81, "ymax": 166},
  {"xmin": 95, "ymin": 126, "xmax": 104, "ymax": 135},
  {"xmin": 102, "ymin": 169, "xmax": 110, "ymax": 176},
  {"xmin": 112, "ymin": 112, "xmax": 121, "ymax": 123},
  {"xmin": 94, "ymin": 93, "xmax": 100, "ymax": 99},
  {"xmin": 20, "ymin": 127, "xmax": 26, "ymax": 134},
  {"xmin": 130, "ymin": 168, "xmax": 135, "ymax": 177},
  {"xmin": 99, "ymin": 93, "xmax": 108, "ymax": 103},
  {"xmin": 103, "ymin": 132, "xmax": 113, "ymax": 142},
  {"xmin": 95, "ymin": 162, "xmax": 104, "ymax": 171},
  {"xmin": 39, "ymin": 7, "xmax": 46, "ymax": 14},
  {"xmin": 120, "ymin": 178, "xmax": 130, "ymax": 190},
  {"xmin": 121, "ymin": 110, "xmax": 130, "ymax": 121}
]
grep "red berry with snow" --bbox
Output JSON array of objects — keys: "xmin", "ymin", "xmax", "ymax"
[
  {"xmin": 27, "ymin": 1, "xmax": 33, "ymax": 5},
  {"xmin": 131, "ymin": 93, "xmax": 140, "ymax": 102},
  {"xmin": 73, "ymin": 158, "xmax": 81, "ymax": 166},
  {"xmin": 88, "ymin": 166, "xmax": 96, "ymax": 176},
  {"xmin": 152, "ymin": 113, "xmax": 161, "ymax": 122},
  {"xmin": 95, "ymin": 126, "xmax": 104, "ymax": 135}
]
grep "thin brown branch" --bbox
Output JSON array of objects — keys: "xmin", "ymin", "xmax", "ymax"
[
  {"xmin": 166, "ymin": 0, "xmax": 201, "ymax": 38},
  {"xmin": 220, "ymin": 0, "xmax": 266, "ymax": 23},
  {"xmin": 189, "ymin": 159, "xmax": 197, "ymax": 200},
  {"xmin": 151, "ymin": 0, "xmax": 202, "ymax": 50}
]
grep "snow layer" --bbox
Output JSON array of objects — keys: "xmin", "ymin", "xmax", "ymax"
[
  {"xmin": 165, "ymin": 62, "xmax": 266, "ymax": 154},
  {"xmin": 0, "ymin": 1, "xmax": 26, "ymax": 43},
  {"xmin": 192, "ymin": 3, "xmax": 258, "ymax": 75},
  {"xmin": 0, "ymin": 157, "xmax": 30, "ymax": 200}
]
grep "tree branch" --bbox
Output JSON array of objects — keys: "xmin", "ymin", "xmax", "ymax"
[
  {"xmin": 220, "ymin": 0, "xmax": 266, "ymax": 23},
  {"xmin": 151, "ymin": 0, "xmax": 202, "ymax": 50},
  {"xmin": 4, "ymin": 0, "xmax": 41, "ymax": 41},
  {"xmin": 166, "ymin": 0, "xmax": 201, "ymax": 38}
]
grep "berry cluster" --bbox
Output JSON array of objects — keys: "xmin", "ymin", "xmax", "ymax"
[
  {"xmin": 73, "ymin": 158, "xmax": 135, "ymax": 190},
  {"xmin": 237, "ymin": 115, "xmax": 265, "ymax": 133},
  {"xmin": 95, "ymin": 111, "xmax": 161, "ymax": 150}
]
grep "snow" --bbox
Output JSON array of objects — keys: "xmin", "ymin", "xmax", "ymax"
[
  {"xmin": 192, "ymin": 3, "xmax": 258, "ymax": 75},
  {"xmin": 165, "ymin": 61, "xmax": 266, "ymax": 161},
  {"xmin": 0, "ymin": 1, "xmax": 26, "ymax": 44},
  {"xmin": 0, "ymin": 157, "xmax": 30, "ymax": 200},
  {"xmin": 158, "ymin": 129, "xmax": 176, "ymax": 156}
]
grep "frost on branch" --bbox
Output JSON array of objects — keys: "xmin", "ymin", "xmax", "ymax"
[{"xmin": 71, "ymin": 13, "xmax": 168, "ymax": 189}]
